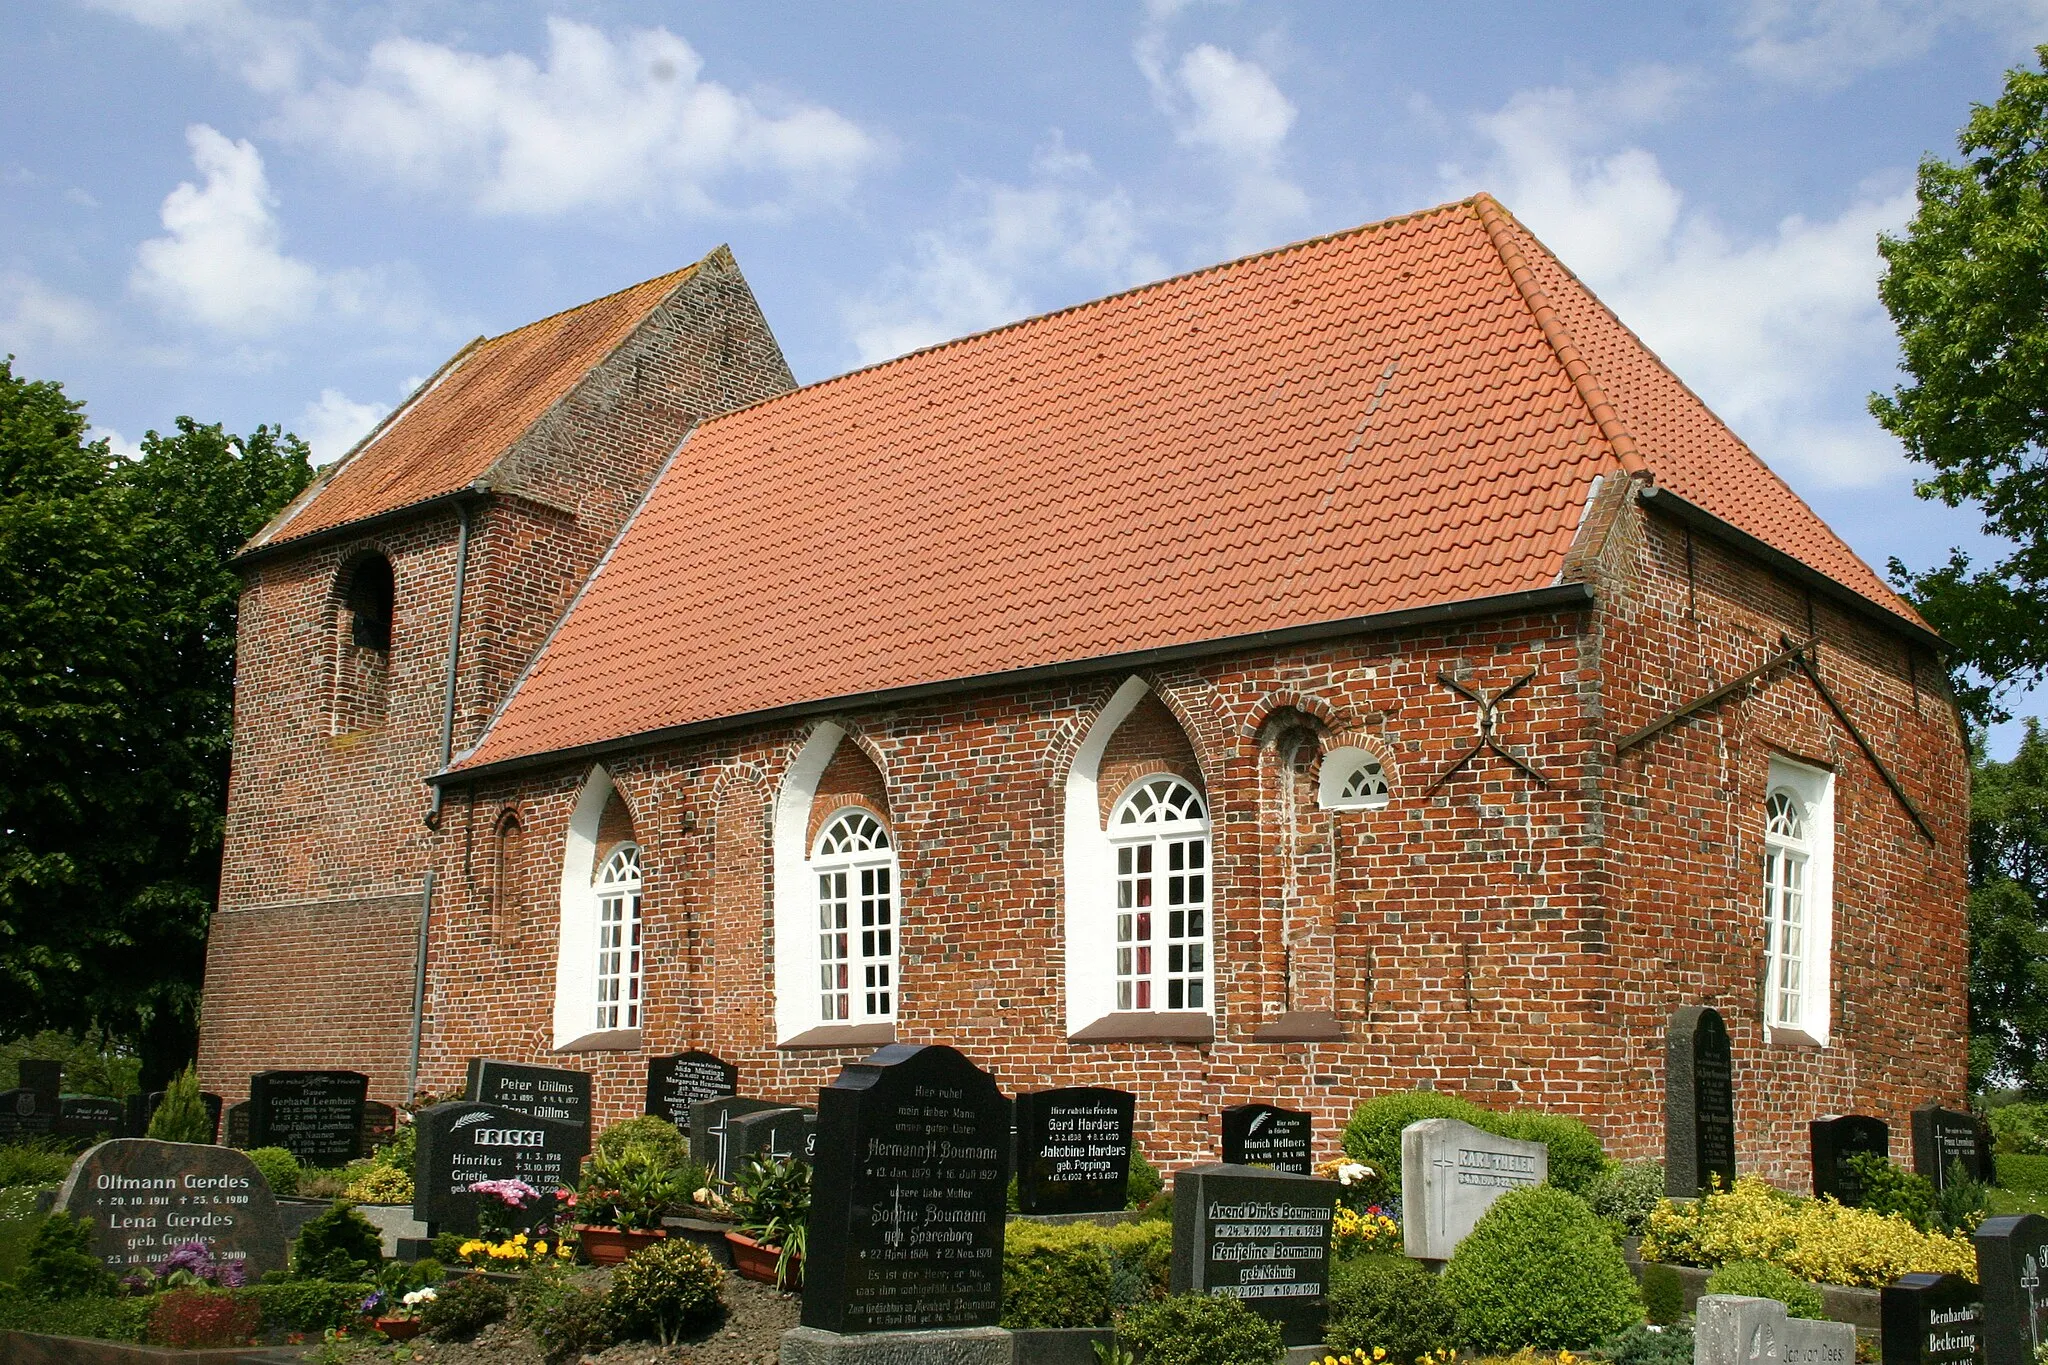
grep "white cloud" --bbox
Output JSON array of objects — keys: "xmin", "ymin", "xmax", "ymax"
[
  {"xmin": 82, "ymin": 0, "xmax": 321, "ymax": 94},
  {"xmin": 0, "ymin": 272, "xmax": 100, "ymax": 353},
  {"xmin": 298, "ymin": 387, "xmax": 390, "ymax": 464},
  {"xmin": 279, "ymin": 18, "xmax": 878, "ymax": 217},
  {"xmin": 846, "ymin": 141, "xmax": 1167, "ymax": 364},
  {"xmin": 1737, "ymin": 0, "xmax": 2048, "ymax": 87},
  {"xmin": 1136, "ymin": 37, "xmax": 1309, "ymax": 253},
  {"xmin": 89, "ymin": 427, "xmax": 141, "ymax": 461},
  {"xmin": 1449, "ymin": 84, "xmax": 1914, "ymax": 489}
]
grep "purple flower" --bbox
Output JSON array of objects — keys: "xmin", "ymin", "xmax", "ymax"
[
  {"xmin": 163, "ymin": 1240, "xmax": 214, "ymax": 1274},
  {"xmin": 360, "ymin": 1292, "xmax": 384, "ymax": 1315},
  {"xmin": 467, "ymin": 1178, "xmax": 541, "ymax": 1208},
  {"xmin": 216, "ymin": 1260, "xmax": 247, "ymax": 1289}
]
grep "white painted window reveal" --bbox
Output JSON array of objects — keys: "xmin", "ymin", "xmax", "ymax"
[
  {"xmin": 593, "ymin": 843, "xmax": 643, "ymax": 1031},
  {"xmin": 1763, "ymin": 757, "xmax": 1835, "ymax": 1045},
  {"xmin": 813, "ymin": 809, "xmax": 897, "ymax": 1023}
]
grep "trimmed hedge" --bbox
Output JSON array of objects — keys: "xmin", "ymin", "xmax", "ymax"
[
  {"xmin": 1341, "ymin": 1091, "xmax": 1607, "ymax": 1196},
  {"xmin": 248, "ymin": 1278, "xmax": 375, "ymax": 1331},
  {"xmin": 1116, "ymin": 1292, "xmax": 1283, "ymax": 1365},
  {"xmin": 1705, "ymin": 1261, "xmax": 1826, "ymax": 1320},
  {"xmin": 0, "ymin": 1293, "xmax": 153, "ymax": 1342},
  {"xmin": 1001, "ymin": 1219, "xmax": 1172, "ymax": 1328},
  {"xmin": 1440, "ymin": 1186, "xmax": 1641, "ymax": 1350},
  {"xmin": 1324, "ymin": 1254, "xmax": 1456, "ymax": 1363},
  {"xmin": 1997, "ymin": 1153, "xmax": 2048, "ymax": 1195}
]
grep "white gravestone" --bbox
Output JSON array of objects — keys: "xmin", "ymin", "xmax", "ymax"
[
  {"xmin": 1695, "ymin": 1295, "xmax": 1854, "ymax": 1365},
  {"xmin": 1400, "ymin": 1118, "xmax": 1547, "ymax": 1260}
]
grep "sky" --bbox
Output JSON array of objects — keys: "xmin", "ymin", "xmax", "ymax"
[{"xmin": 3, "ymin": 0, "xmax": 2045, "ymax": 748}]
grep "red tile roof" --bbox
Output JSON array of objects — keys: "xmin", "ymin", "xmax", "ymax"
[
  {"xmin": 248, "ymin": 263, "xmax": 701, "ymax": 550},
  {"xmin": 453, "ymin": 195, "xmax": 1922, "ymax": 774}
]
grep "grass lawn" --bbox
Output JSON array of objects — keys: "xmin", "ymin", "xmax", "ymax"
[{"xmin": 0, "ymin": 1183, "xmax": 50, "ymax": 1285}]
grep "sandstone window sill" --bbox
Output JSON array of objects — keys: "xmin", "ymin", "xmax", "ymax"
[
  {"xmin": 553, "ymin": 1028, "xmax": 642, "ymax": 1053},
  {"xmin": 1068, "ymin": 1012, "xmax": 1214, "ymax": 1044},
  {"xmin": 1253, "ymin": 1010, "xmax": 1346, "ymax": 1042},
  {"xmin": 778, "ymin": 1023, "xmax": 896, "ymax": 1051},
  {"xmin": 1766, "ymin": 1026, "xmax": 1827, "ymax": 1050}
]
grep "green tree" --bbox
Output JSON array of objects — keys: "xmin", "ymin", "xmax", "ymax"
[
  {"xmin": 0, "ymin": 360, "xmax": 312, "ymax": 1088},
  {"xmin": 1874, "ymin": 46, "xmax": 2048, "ymax": 726},
  {"xmin": 1969, "ymin": 721, "xmax": 2048, "ymax": 1093}
]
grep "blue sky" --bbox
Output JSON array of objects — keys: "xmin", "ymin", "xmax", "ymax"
[{"xmin": 4, "ymin": 1, "xmax": 2045, "ymax": 746}]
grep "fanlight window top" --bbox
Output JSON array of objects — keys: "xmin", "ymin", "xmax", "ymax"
[
  {"xmin": 597, "ymin": 843, "xmax": 642, "ymax": 887},
  {"xmin": 1766, "ymin": 790, "xmax": 1807, "ymax": 842},
  {"xmin": 1321, "ymin": 746, "xmax": 1391, "ymax": 810},
  {"xmin": 816, "ymin": 808, "xmax": 892, "ymax": 857},
  {"xmin": 1113, "ymin": 775, "xmax": 1207, "ymax": 828}
]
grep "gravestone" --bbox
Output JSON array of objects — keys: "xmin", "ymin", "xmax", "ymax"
[
  {"xmin": 250, "ymin": 1071, "xmax": 367, "ymax": 1166},
  {"xmin": 1170, "ymin": 1163, "xmax": 1339, "ymax": 1346},
  {"xmin": 465, "ymin": 1059, "xmax": 593, "ymax": 1140},
  {"xmin": 1811, "ymin": 1114, "xmax": 1891, "ymax": 1206},
  {"xmin": 1976, "ymin": 1213, "xmax": 2048, "ymax": 1365},
  {"xmin": 1401, "ymin": 1117, "xmax": 1547, "ymax": 1260},
  {"xmin": 140, "ymin": 1089, "xmax": 226, "ymax": 1144},
  {"xmin": 19, "ymin": 1059, "xmax": 63, "ymax": 1109},
  {"xmin": 690, "ymin": 1097, "xmax": 789, "ymax": 1180},
  {"xmin": 360, "ymin": 1101, "xmax": 398, "ymax": 1154},
  {"xmin": 58, "ymin": 1096, "xmax": 131, "ymax": 1143},
  {"xmin": 54, "ymin": 1138, "xmax": 287, "ymax": 1276},
  {"xmin": 1667, "ymin": 1004, "xmax": 1738, "ymax": 1198},
  {"xmin": 0, "ymin": 1086, "xmax": 58, "ymax": 1142},
  {"xmin": 1015, "ymin": 1087, "xmax": 1137, "ymax": 1215},
  {"xmin": 645, "ymin": 1051, "xmax": 738, "ymax": 1130},
  {"xmin": 725, "ymin": 1107, "xmax": 815, "ymax": 1173},
  {"xmin": 1220, "ymin": 1103, "xmax": 1313, "ymax": 1175},
  {"xmin": 1913, "ymin": 1103, "xmax": 1994, "ymax": 1191},
  {"xmin": 412, "ymin": 1099, "xmax": 585, "ymax": 1235},
  {"xmin": 802, "ymin": 1043, "xmax": 1010, "ymax": 1334},
  {"xmin": 1883, "ymin": 1273, "xmax": 1984, "ymax": 1365},
  {"xmin": 225, "ymin": 1102, "xmax": 251, "ymax": 1149},
  {"xmin": 1696, "ymin": 1295, "xmax": 1855, "ymax": 1365}
]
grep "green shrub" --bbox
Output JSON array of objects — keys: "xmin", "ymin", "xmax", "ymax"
[
  {"xmin": 19, "ymin": 1210, "xmax": 114, "ymax": 1300},
  {"xmin": 290, "ymin": 1202, "xmax": 384, "ymax": 1280},
  {"xmin": 1595, "ymin": 1322, "xmax": 1693, "ymax": 1365},
  {"xmin": 246, "ymin": 1146, "xmax": 300, "ymax": 1197},
  {"xmin": 1705, "ymin": 1260, "xmax": 1826, "ymax": 1319},
  {"xmin": 518, "ymin": 1262, "xmax": 618, "ymax": 1362},
  {"xmin": 1934, "ymin": 1162, "xmax": 1993, "ymax": 1234},
  {"xmin": 1844, "ymin": 1153, "xmax": 1934, "ymax": 1226},
  {"xmin": 1639, "ymin": 1263, "xmax": 1685, "ymax": 1326},
  {"xmin": 0, "ymin": 1291, "xmax": 152, "ymax": 1340},
  {"xmin": 1989, "ymin": 1102, "xmax": 2048, "ymax": 1155},
  {"xmin": 147, "ymin": 1286, "xmax": 261, "ymax": 1349},
  {"xmin": 1341, "ymin": 1091, "xmax": 1609, "ymax": 1197},
  {"xmin": 1127, "ymin": 1149, "xmax": 1164, "ymax": 1209},
  {"xmin": 606, "ymin": 1236, "xmax": 725, "ymax": 1344},
  {"xmin": 146, "ymin": 1066, "xmax": 214, "ymax": 1144},
  {"xmin": 594, "ymin": 1115, "xmax": 691, "ymax": 1170},
  {"xmin": 1589, "ymin": 1162, "xmax": 1666, "ymax": 1235},
  {"xmin": 1441, "ymin": 1186, "xmax": 1642, "ymax": 1350},
  {"xmin": 421, "ymin": 1273, "xmax": 510, "ymax": 1341},
  {"xmin": 340, "ymin": 1162, "xmax": 413, "ymax": 1204},
  {"xmin": 1996, "ymin": 1153, "xmax": 2048, "ymax": 1194},
  {"xmin": 1001, "ymin": 1220, "xmax": 1172, "ymax": 1328},
  {"xmin": 1115, "ymin": 1292, "xmax": 1283, "ymax": 1365},
  {"xmin": 247, "ymin": 1278, "xmax": 372, "ymax": 1331},
  {"xmin": 1324, "ymin": 1254, "xmax": 1457, "ymax": 1363},
  {"xmin": 0, "ymin": 1141, "xmax": 75, "ymax": 1188},
  {"xmin": 371, "ymin": 1121, "xmax": 417, "ymax": 1171},
  {"xmin": 1494, "ymin": 1113, "xmax": 1607, "ymax": 1197}
]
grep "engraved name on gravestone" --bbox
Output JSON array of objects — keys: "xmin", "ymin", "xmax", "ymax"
[
  {"xmin": 1883, "ymin": 1273, "xmax": 1984, "ymax": 1365},
  {"xmin": 645, "ymin": 1052, "xmax": 738, "ymax": 1131},
  {"xmin": 250, "ymin": 1071, "xmax": 368, "ymax": 1166},
  {"xmin": 1667, "ymin": 1004, "xmax": 1737, "ymax": 1198},
  {"xmin": 1015, "ymin": 1087, "xmax": 1137, "ymax": 1215},
  {"xmin": 225, "ymin": 1101, "xmax": 251, "ymax": 1149},
  {"xmin": 1697, "ymin": 1295, "xmax": 1855, "ymax": 1365},
  {"xmin": 465, "ymin": 1060, "xmax": 592, "ymax": 1151},
  {"xmin": 58, "ymin": 1096, "xmax": 130, "ymax": 1143},
  {"xmin": 55, "ymin": 1139, "xmax": 287, "ymax": 1276},
  {"xmin": 0, "ymin": 1086, "xmax": 57, "ymax": 1142},
  {"xmin": 802, "ymin": 1043, "xmax": 1010, "ymax": 1335},
  {"xmin": 413, "ymin": 1100, "xmax": 584, "ymax": 1234},
  {"xmin": 1811, "ymin": 1114, "xmax": 1891, "ymax": 1207},
  {"xmin": 360, "ymin": 1101, "xmax": 398, "ymax": 1154},
  {"xmin": 1169, "ymin": 1163, "xmax": 1339, "ymax": 1346},
  {"xmin": 726, "ymin": 1107, "xmax": 815, "ymax": 1172},
  {"xmin": 1401, "ymin": 1118, "xmax": 1547, "ymax": 1261},
  {"xmin": 1977, "ymin": 1214, "xmax": 2048, "ymax": 1365},
  {"xmin": 690, "ymin": 1097, "xmax": 788, "ymax": 1180},
  {"xmin": 1220, "ymin": 1103, "xmax": 1312, "ymax": 1176},
  {"xmin": 1914, "ymin": 1103, "xmax": 1995, "ymax": 1191}
]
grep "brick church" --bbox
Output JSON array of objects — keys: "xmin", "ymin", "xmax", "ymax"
[{"xmin": 197, "ymin": 194, "xmax": 1968, "ymax": 1183}]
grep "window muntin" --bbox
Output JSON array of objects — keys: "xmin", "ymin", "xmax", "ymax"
[
  {"xmin": 1109, "ymin": 775, "xmax": 1210, "ymax": 1012},
  {"xmin": 1763, "ymin": 789, "xmax": 1809, "ymax": 1030},
  {"xmin": 1319, "ymin": 746, "xmax": 1391, "ymax": 810},
  {"xmin": 594, "ymin": 843, "xmax": 643, "ymax": 1031},
  {"xmin": 812, "ymin": 809, "xmax": 896, "ymax": 1024}
]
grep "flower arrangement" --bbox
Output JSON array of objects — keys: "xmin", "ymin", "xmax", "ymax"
[
  {"xmin": 1333, "ymin": 1204, "xmax": 1402, "ymax": 1256},
  {"xmin": 1317, "ymin": 1156, "xmax": 1384, "ymax": 1214},
  {"xmin": 1316, "ymin": 1349, "xmax": 1389, "ymax": 1365},
  {"xmin": 577, "ymin": 1145, "xmax": 688, "ymax": 1232},
  {"xmin": 125, "ymin": 1239, "xmax": 248, "ymax": 1293},
  {"xmin": 467, "ymin": 1177, "xmax": 543, "ymax": 1236},
  {"xmin": 456, "ymin": 1231, "xmax": 574, "ymax": 1270}
]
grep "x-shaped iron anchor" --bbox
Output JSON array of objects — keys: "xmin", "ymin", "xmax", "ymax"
[{"xmin": 1423, "ymin": 669, "xmax": 1549, "ymax": 795}]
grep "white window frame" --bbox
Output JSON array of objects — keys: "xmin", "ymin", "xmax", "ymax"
[
  {"xmin": 553, "ymin": 764, "xmax": 638, "ymax": 1048},
  {"xmin": 811, "ymin": 809, "xmax": 898, "ymax": 1024},
  {"xmin": 1763, "ymin": 757, "xmax": 1835, "ymax": 1046},
  {"xmin": 1318, "ymin": 745, "xmax": 1391, "ymax": 810},
  {"xmin": 593, "ymin": 843, "xmax": 643, "ymax": 1031},
  {"xmin": 1107, "ymin": 775, "xmax": 1212, "ymax": 1013}
]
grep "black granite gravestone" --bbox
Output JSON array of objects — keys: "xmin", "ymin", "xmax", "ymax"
[
  {"xmin": 1884, "ymin": 1272, "xmax": 1985, "ymax": 1365},
  {"xmin": 1977, "ymin": 1214, "xmax": 2048, "ymax": 1365},
  {"xmin": 412, "ymin": 1100, "xmax": 585, "ymax": 1234},
  {"xmin": 689, "ymin": 1097, "xmax": 789, "ymax": 1179},
  {"xmin": 1914, "ymin": 1103, "xmax": 1994, "ymax": 1191},
  {"xmin": 1170, "ymin": 1163, "xmax": 1339, "ymax": 1346},
  {"xmin": 1667, "ymin": 1005, "xmax": 1737, "ymax": 1198},
  {"xmin": 1812, "ymin": 1114, "xmax": 1891, "ymax": 1206},
  {"xmin": 1220, "ymin": 1103, "xmax": 1312, "ymax": 1175},
  {"xmin": 0, "ymin": 1086, "xmax": 58, "ymax": 1142},
  {"xmin": 58, "ymin": 1096, "xmax": 130, "ymax": 1143},
  {"xmin": 249, "ymin": 1071, "xmax": 367, "ymax": 1165},
  {"xmin": 645, "ymin": 1052, "xmax": 738, "ymax": 1131},
  {"xmin": 139, "ymin": 1089, "xmax": 226, "ymax": 1144},
  {"xmin": 224, "ymin": 1101, "xmax": 251, "ymax": 1149},
  {"xmin": 55, "ymin": 1138, "xmax": 287, "ymax": 1276},
  {"xmin": 1015, "ymin": 1087, "xmax": 1137, "ymax": 1215},
  {"xmin": 360, "ymin": 1101, "xmax": 398, "ymax": 1155},
  {"xmin": 726, "ymin": 1107, "xmax": 815, "ymax": 1172},
  {"xmin": 19, "ymin": 1060, "xmax": 62, "ymax": 1109},
  {"xmin": 802, "ymin": 1044, "xmax": 1010, "ymax": 1334},
  {"xmin": 465, "ymin": 1059, "xmax": 593, "ymax": 1139}
]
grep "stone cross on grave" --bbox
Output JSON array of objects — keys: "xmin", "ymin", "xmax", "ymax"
[
  {"xmin": 1424, "ymin": 670, "xmax": 1550, "ymax": 794},
  {"xmin": 710, "ymin": 1108, "xmax": 734, "ymax": 1175},
  {"xmin": 2025, "ymin": 1251, "xmax": 2041, "ymax": 1355}
]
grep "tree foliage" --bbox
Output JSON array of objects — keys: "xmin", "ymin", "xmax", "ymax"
[
  {"xmin": 0, "ymin": 359, "xmax": 311, "ymax": 1087},
  {"xmin": 1969, "ymin": 721, "xmax": 2048, "ymax": 1092},
  {"xmin": 1874, "ymin": 47, "xmax": 2048, "ymax": 726}
]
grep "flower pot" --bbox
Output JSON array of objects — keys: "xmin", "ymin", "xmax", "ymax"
[
  {"xmin": 726, "ymin": 1230, "xmax": 800, "ymax": 1286},
  {"xmin": 374, "ymin": 1317, "xmax": 422, "ymax": 1341},
  {"xmin": 578, "ymin": 1224, "xmax": 668, "ymax": 1266}
]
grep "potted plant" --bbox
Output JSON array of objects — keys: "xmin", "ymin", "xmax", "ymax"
[
  {"xmin": 372, "ymin": 1286, "xmax": 435, "ymax": 1340},
  {"xmin": 725, "ymin": 1155, "xmax": 810, "ymax": 1288},
  {"xmin": 575, "ymin": 1144, "xmax": 684, "ymax": 1265}
]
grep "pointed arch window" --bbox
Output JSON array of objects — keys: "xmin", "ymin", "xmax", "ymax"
[
  {"xmin": 812, "ymin": 809, "xmax": 897, "ymax": 1024},
  {"xmin": 1109, "ymin": 775, "xmax": 1210, "ymax": 1012},
  {"xmin": 594, "ymin": 843, "xmax": 643, "ymax": 1031}
]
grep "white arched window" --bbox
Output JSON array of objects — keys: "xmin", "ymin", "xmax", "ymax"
[
  {"xmin": 594, "ymin": 844, "xmax": 643, "ymax": 1031},
  {"xmin": 1319, "ymin": 746, "xmax": 1391, "ymax": 810},
  {"xmin": 1763, "ymin": 757, "xmax": 1834, "ymax": 1044},
  {"xmin": 1108, "ymin": 776, "xmax": 1210, "ymax": 1012},
  {"xmin": 812, "ymin": 809, "xmax": 897, "ymax": 1023}
]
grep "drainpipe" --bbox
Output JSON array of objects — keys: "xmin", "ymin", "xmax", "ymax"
[
  {"xmin": 424, "ymin": 497, "xmax": 475, "ymax": 830},
  {"xmin": 406, "ymin": 871, "xmax": 434, "ymax": 1101}
]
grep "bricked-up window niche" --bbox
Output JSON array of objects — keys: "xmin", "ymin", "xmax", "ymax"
[
  {"xmin": 812, "ymin": 809, "xmax": 897, "ymax": 1024},
  {"xmin": 1764, "ymin": 756, "xmax": 1835, "ymax": 1046},
  {"xmin": 552, "ymin": 764, "xmax": 647, "ymax": 1049},
  {"xmin": 491, "ymin": 809, "xmax": 525, "ymax": 945},
  {"xmin": 594, "ymin": 843, "xmax": 643, "ymax": 1030},
  {"xmin": 1109, "ymin": 776, "xmax": 1210, "ymax": 1011},
  {"xmin": 1318, "ymin": 745, "xmax": 1392, "ymax": 810},
  {"xmin": 329, "ymin": 552, "xmax": 395, "ymax": 732}
]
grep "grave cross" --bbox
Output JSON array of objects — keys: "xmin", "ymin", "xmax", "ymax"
[{"xmin": 1424, "ymin": 670, "xmax": 1549, "ymax": 794}]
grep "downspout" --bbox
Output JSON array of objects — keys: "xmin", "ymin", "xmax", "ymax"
[
  {"xmin": 425, "ymin": 497, "xmax": 475, "ymax": 830},
  {"xmin": 406, "ymin": 870, "xmax": 433, "ymax": 1101}
]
